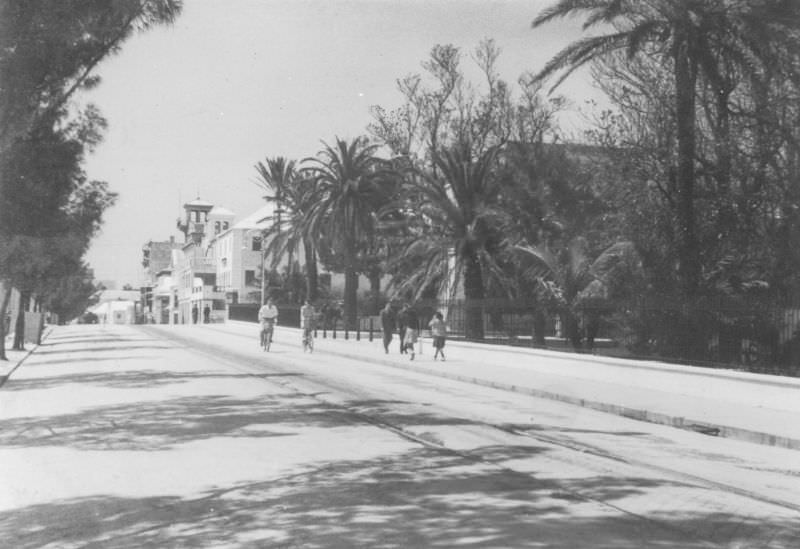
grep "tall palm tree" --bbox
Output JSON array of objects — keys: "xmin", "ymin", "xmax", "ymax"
[
  {"xmin": 531, "ymin": 0, "xmax": 797, "ymax": 296},
  {"xmin": 304, "ymin": 137, "xmax": 390, "ymax": 328},
  {"xmin": 254, "ymin": 157, "xmax": 319, "ymax": 302},
  {"xmin": 395, "ymin": 142, "xmax": 508, "ymax": 339}
]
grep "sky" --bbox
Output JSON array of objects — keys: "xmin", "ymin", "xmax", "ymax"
[{"xmin": 81, "ymin": 0, "xmax": 606, "ymax": 287}]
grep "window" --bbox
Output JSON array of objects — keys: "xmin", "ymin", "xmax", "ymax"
[
  {"xmin": 252, "ymin": 237, "xmax": 262, "ymax": 252},
  {"xmin": 223, "ymin": 221, "xmax": 229, "ymax": 230},
  {"xmin": 245, "ymin": 270, "xmax": 256, "ymax": 286},
  {"xmin": 215, "ymin": 221, "xmax": 221, "ymax": 234}
]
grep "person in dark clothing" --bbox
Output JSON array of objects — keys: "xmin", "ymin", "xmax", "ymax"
[
  {"xmin": 192, "ymin": 306, "xmax": 199, "ymax": 324},
  {"xmin": 402, "ymin": 304, "xmax": 420, "ymax": 360},
  {"xmin": 379, "ymin": 302, "xmax": 396, "ymax": 354},
  {"xmin": 397, "ymin": 303, "xmax": 409, "ymax": 354},
  {"xmin": 203, "ymin": 305, "xmax": 211, "ymax": 323}
]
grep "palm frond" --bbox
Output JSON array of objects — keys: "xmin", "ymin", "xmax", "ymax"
[{"xmin": 534, "ymin": 32, "xmax": 633, "ymax": 91}]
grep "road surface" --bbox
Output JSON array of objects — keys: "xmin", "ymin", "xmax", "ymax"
[{"xmin": 1, "ymin": 323, "xmax": 798, "ymax": 548}]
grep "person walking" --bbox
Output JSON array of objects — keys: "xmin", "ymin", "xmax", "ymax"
[
  {"xmin": 428, "ymin": 311, "xmax": 447, "ymax": 361},
  {"xmin": 300, "ymin": 299, "xmax": 316, "ymax": 352},
  {"xmin": 397, "ymin": 303, "xmax": 409, "ymax": 354},
  {"xmin": 203, "ymin": 305, "xmax": 211, "ymax": 324},
  {"xmin": 379, "ymin": 301, "xmax": 396, "ymax": 354},
  {"xmin": 191, "ymin": 306, "xmax": 199, "ymax": 324},
  {"xmin": 402, "ymin": 303, "xmax": 419, "ymax": 360}
]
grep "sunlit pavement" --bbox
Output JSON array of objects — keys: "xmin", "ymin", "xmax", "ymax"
[
  {"xmin": 0, "ymin": 325, "xmax": 425, "ymax": 547},
  {"xmin": 221, "ymin": 320, "xmax": 800, "ymax": 450},
  {"xmin": 1, "ymin": 324, "xmax": 799, "ymax": 548}
]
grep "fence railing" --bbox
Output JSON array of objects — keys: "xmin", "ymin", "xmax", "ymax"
[{"xmin": 228, "ymin": 297, "xmax": 800, "ymax": 375}]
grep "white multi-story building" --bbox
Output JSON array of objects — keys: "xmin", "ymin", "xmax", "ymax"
[
  {"xmin": 211, "ymin": 203, "xmax": 274, "ymax": 305},
  {"xmin": 169, "ymin": 199, "xmax": 232, "ymax": 324}
]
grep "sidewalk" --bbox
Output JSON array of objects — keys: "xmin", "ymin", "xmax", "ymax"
[
  {"xmin": 226, "ymin": 321, "xmax": 800, "ymax": 451},
  {"xmin": 0, "ymin": 335, "xmax": 36, "ymax": 388}
]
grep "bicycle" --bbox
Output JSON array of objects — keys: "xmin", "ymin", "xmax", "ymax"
[{"xmin": 260, "ymin": 319, "xmax": 275, "ymax": 351}]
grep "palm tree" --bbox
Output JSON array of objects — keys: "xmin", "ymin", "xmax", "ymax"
[
  {"xmin": 394, "ymin": 142, "xmax": 508, "ymax": 339},
  {"xmin": 514, "ymin": 239, "xmax": 639, "ymax": 350},
  {"xmin": 304, "ymin": 137, "xmax": 390, "ymax": 328},
  {"xmin": 254, "ymin": 157, "xmax": 319, "ymax": 302},
  {"xmin": 531, "ymin": 0, "xmax": 797, "ymax": 296}
]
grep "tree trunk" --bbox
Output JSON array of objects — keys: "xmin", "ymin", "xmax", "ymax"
[
  {"xmin": 343, "ymin": 225, "xmax": 358, "ymax": 329},
  {"xmin": 531, "ymin": 307, "xmax": 546, "ymax": 348},
  {"xmin": 0, "ymin": 284, "xmax": 11, "ymax": 360},
  {"xmin": 12, "ymin": 291, "xmax": 29, "ymax": 351},
  {"xmin": 369, "ymin": 269, "xmax": 381, "ymax": 315},
  {"xmin": 344, "ymin": 267, "xmax": 358, "ymax": 330},
  {"xmin": 303, "ymin": 238, "xmax": 318, "ymax": 303},
  {"xmin": 563, "ymin": 310, "xmax": 582, "ymax": 351},
  {"xmin": 463, "ymin": 250, "xmax": 485, "ymax": 339},
  {"xmin": 674, "ymin": 29, "xmax": 699, "ymax": 296}
]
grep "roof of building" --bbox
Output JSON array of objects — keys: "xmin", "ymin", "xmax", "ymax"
[
  {"xmin": 210, "ymin": 205, "xmax": 236, "ymax": 217},
  {"xmin": 184, "ymin": 198, "xmax": 214, "ymax": 209},
  {"xmin": 232, "ymin": 203, "xmax": 274, "ymax": 231}
]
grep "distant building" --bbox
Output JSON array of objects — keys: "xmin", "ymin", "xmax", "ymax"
[
  {"xmin": 140, "ymin": 196, "xmax": 340, "ymax": 324},
  {"xmin": 88, "ymin": 289, "xmax": 141, "ymax": 324},
  {"xmin": 172, "ymin": 199, "xmax": 228, "ymax": 324},
  {"xmin": 141, "ymin": 237, "xmax": 181, "ymax": 324}
]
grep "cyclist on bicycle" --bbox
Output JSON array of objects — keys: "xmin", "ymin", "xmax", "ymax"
[
  {"xmin": 300, "ymin": 299, "xmax": 316, "ymax": 352},
  {"xmin": 258, "ymin": 297, "xmax": 279, "ymax": 348}
]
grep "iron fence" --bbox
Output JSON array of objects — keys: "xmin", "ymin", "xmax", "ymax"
[
  {"xmin": 227, "ymin": 297, "xmax": 800, "ymax": 375},
  {"xmin": 418, "ymin": 297, "xmax": 800, "ymax": 375}
]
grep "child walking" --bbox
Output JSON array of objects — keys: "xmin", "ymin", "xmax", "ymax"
[{"xmin": 428, "ymin": 311, "xmax": 447, "ymax": 361}]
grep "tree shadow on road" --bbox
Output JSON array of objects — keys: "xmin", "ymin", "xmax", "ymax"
[
  {"xmin": 32, "ymin": 345, "xmax": 175, "ymax": 356},
  {"xmin": 2, "ymin": 444, "xmax": 794, "ymax": 549},
  {"xmin": 0, "ymin": 394, "xmax": 348, "ymax": 450},
  {"xmin": 2, "ymin": 368, "xmax": 299, "ymax": 392},
  {"xmin": 39, "ymin": 337, "xmax": 164, "ymax": 347}
]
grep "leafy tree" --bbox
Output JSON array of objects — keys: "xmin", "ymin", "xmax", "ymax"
[
  {"xmin": 371, "ymin": 41, "xmax": 571, "ymax": 337},
  {"xmin": 38, "ymin": 263, "xmax": 98, "ymax": 324},
  {"xmin": 304, "ymin": 137, "xmax": 391, "ymax": 328},
  {"xmin": 531, "ymin": 0, "xmax": 800, "ymax": 296},
  {"xmin": 0, "ymin": 0, "xmax": 162, "ymax": 356},
  {"xmin": 0, "ymin": 123, "xmax": 116, "ymax": 353},
  {"xmin": 0, "ymin": 0, "xmax": 182, "ymax": 156},
  {"xmin": 370, "ymin": 40, "xmax": 523, "ymax": 170}
]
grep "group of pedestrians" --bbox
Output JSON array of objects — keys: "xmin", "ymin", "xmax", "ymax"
[
  {"xmin": 257, "ymin": 296, "xmax": 448, "ymax": 361},
  {"xmin": 380, "ymin": 301, "xmax": 447, "ymax": 361},
  {"xmin": 191, "ymin": 305, "xmax": 212, "ymax": 324}
]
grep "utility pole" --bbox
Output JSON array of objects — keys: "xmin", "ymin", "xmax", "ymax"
[{"xmin": 259, "ymin": 229, "xmax": 266, "ymax": 305}]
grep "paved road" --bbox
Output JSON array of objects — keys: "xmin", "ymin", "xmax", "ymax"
[{"xmin": 1, "ymin": 324, "xmax": 799, "ymax": 548}]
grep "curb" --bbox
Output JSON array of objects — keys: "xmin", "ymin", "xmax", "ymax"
[
  {"xmin": 0, "ymin": 326, "xmax": 52, "ymax": 389},
  {"xmin": 221, "ymin": 322, "xmax": 800, "ymax": 451},
  {"xmin": 282, "ymin": 326, "xmax": 800, "ymax": 451},
  {"xmin": 320, "ymin": 347, "xmax": 800, "ymax": 451}
]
